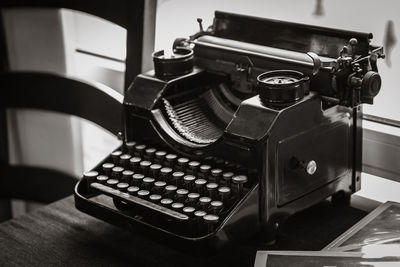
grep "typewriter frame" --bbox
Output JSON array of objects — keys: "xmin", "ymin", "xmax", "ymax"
[{"xmin": 74, "ymin": 11, "xmax": 380, "ymax": 248}]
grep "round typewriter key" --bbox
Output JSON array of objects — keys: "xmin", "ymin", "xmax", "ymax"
[
  {"xmin": 117, "ymin": 182, "xmax": 129, "ymax": 191},
  {"xmin": 125, "ymin": 141, "xmax": 137, "ymax": 154},
  {"xmin": 122, "ymin": 170, "xmax": 134, "ymax": 183},
  {"xmin": 194, "ymin": 210, "xmax": 207, "ymax": 219},
  {"xmin": 84, "ymin": 171, "xmax": 98, "ymax": 178},
  {"xmin": 106, "ymin": 178, "xmax": 119, "ymax": 188},
  {"xmin": 223, "ymin": 160, "xmax": 231, "ymax": 166},
  {"xmin": 227, "ymin": 163, "xmax": 237, "ymax": 170},
  {"xmin": 171, "ymin": 171, "xmax": 184, "ymax": 186},
  {"xmin": 194, "ymin": 210, "xmax": 207, "ymax": 229},
  {"xmin": 211, "ymin": 168, "xmax": 223, "ymax": 182},
  {"xmin": 199, "ymin": 197, "xmax": 212, "ymax": 210},
  {"xmin": 149, "ymin": 164, "xmax": 162, "ymax": 177},
  {"xmin": 232, "ymin": 175, "xmax": 248, "ymax": 194},
  {"xmin": 160, "ymin": 167, "xmax": 173, "ymax": 181},
  {"xmin": 203, "ymin": 214, "xmax": 219, "ymax": 232},
  {"xmin": 210, "ymin": 201, "xmax": 223, "ymax": 214},
  {"xmin": 204, "ymin": 156, "xmax": 215, "ymax": 163},
  {"xmin": 165, "ymin": 154, "xmax": 178, "ymax": 167},
  {"xmin": 134, "ymin": 144, "xmax": 147, "ymax": 157},
  {"xmin": 177, "ymin": 157, "xmax": 189, "ymax": 168},
  {"xmin": 200, "ymin": 164, "xmax": 211, "ymax": 172},
  {"xmin": 215, "ymin": 158, "xmax": 225, "ymax": 166},
  {"xmin": 187, "ymin": 192, "xmax": 200, "ymax": 205},
  {"xmin": 130, "ymin": 157, "xmax": 142, "ymax": 171},
  {"xmin": 111, "ymin": 150, "xmax": 122, "ymax": 164},
  {"xmin": 153, "ymin": 180, "xmax": 167, "ymax": 193},
  {"xmin": 149, "ymin": 194, "xmax": 162, "ymax": 202},
  {"xmin": 112, "ymin": 166, "xmax": 124, "ymax": 179},
  {"xmin": 84, "ymin": 171, "xmax": 99, "ymax": 183},
  {"xmin": 194, "ymin": 179, "xmax": 207, "ymax": 193},
  {"xmin": 137, "ymin": 190, "xmax": 150, "ymax": 198},
  {"xmin": 222, "ymin": 172, "xmax": 234, "ymax": 186},
  {"xmin": 183, "ymin": 175, "xmax": 196, "ymax": 189},
  {"xmin": 96, "ymin": 175, "xmax": 108, "ymax": 184},
  {"xmin": 132, "ymin": 173, "xmax": 145, "ymax": 186},
  {"xmin": 199, "ymin": 164, "xmax": 212, "ymax": 177},
  {"xmin": 171, "ymin": 202, "xmax": 184, "ymax": 210},
  {"xmin": 165, "ymin": 185, "xmax": 177, "ymax": 197},
  {"xmin": 188, "ymin": 161, "xmax": 200, "ymax": 173},
  {"xmin": 176, "ymin": 188, "xmax": 189, "ymax": 200},
  {"xmin": 160, "ymin": 198, "xmax": 173, "ymax": 206},
  {"xmin": 102, "ymin": 163, "xmax": 115, "ymax": 176},
  {"xmin": 122, "ymin": 170, "xmax": 134, "ymax": 176},
  {"xmin": 236, "ymin": 164, "xmax": 246, "ymax": 173},
  {"xmin": 145, "ymin": 147, "xmax": 156, "ymax": 159},
  {"xmin": 155, "ymin": 150, "xmax": 167, "ymax": 162},
  {"xmin": 139, "ymin": 160, "xmax": 152, "ymax": 175},
  {"xmin": 142, "ymin": 177, "xmax": 155, "ymax": 189},
  {"xmin": 206, "ymin": 182, "xmax": 219, "ymax": 198},
  {"xmin": 119, "ymin": 154, "xmax": 131, "ymax": 167},
  {"xmin": 183, "ymin": 206, "xmax": 196, "ymax": 217},
  {"xmin": 218, "ymin": 186, "xmax": 231, "ymax": 202},
  {"xmin": 127, "ymin": 186, "xmax": 140, "ymax": 195}
]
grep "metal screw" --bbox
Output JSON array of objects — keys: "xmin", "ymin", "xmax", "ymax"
[{"xmin": 306, "ymin": 160, "xmax": 317, "ymax": 175}]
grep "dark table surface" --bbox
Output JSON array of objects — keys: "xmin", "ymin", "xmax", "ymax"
[{"xmin": 0, "ymin": 195, "xmax": 374, "ymax": 267}]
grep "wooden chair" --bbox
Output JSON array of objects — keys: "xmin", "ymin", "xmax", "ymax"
[{"xmin": 0, "ymin": 0, "xmax": 156, "ymax": 221}]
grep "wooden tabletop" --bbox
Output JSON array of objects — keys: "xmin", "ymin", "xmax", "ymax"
[{"xmin": 0, "ymin": 196, "xmax": 371, "ymax": 267}]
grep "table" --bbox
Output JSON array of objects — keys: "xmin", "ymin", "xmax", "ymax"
[{"xmin": 0, "ymin": 196, "xmax": 372, "ymax": 266}]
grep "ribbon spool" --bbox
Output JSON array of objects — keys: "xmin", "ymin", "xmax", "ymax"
[
  {"xmin": 257, "ymin": 70, "xmax": 310, "ymax": 106},
  {"xmin": 152, "ymin": 48, "xmax": 194, "ymax": 79}
]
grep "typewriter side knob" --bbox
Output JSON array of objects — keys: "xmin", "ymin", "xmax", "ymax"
[
  {"xmin": 152, "ymin": 47, "xmax": 194, "ymax": 79},
  {"xmin": 361, "ymin": 71, "xmax": 381, "ymax": 104},
  {"xmin": 257, "ymin": 70, "xmax": 310, "ymax": 106}
]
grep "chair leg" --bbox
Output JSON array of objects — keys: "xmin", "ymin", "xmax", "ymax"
[{"xmin": 0, "ymin": 199, "xmax": 12, "ymax": 223}]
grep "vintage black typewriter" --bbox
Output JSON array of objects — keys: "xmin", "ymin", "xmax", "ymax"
[{"xmin": 74, "ymin": 11, "xmax": 384, "ymax": 248}]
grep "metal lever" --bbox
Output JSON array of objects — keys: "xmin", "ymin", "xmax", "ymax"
[
  {"xmin": 197, "ymin": 18, "xmax": 204, "ymax": 32},
  {"xmin": 307, "ymin": 52, "xmax": 321, "ymax": 76}
]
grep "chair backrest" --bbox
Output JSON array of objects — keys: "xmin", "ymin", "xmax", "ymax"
[
  {"xmin": 0, "ymin": 0, "xmax": 156, "ymax": 167},
  {"xmin": 0, "ymin": 72, "xmax": 124, "ymax": 134},
  {"xmin": 0, "ymin": 0, "xmax": 157, "ymax": 89},
  {"xmin": 0, "ymin": 1, "xmax": 156, "ymax": 214},
  {"xmin": 0, "ymin": 72, "xmax": 123, "ymax": 205}
]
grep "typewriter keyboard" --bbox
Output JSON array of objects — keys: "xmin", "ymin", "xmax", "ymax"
[{"xmin": 84, "ymin": 141, "xmax": 253, "ymax": 237}]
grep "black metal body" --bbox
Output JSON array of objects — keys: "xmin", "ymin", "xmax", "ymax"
[{"xmin": 75, "ymin": 11, "xmax": 381, "ymax": 248}]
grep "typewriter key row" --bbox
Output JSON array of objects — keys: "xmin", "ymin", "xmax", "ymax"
[
  {"xmin": 89, "ymin": 172, "xmax": 229, "ymax": 214},
  {"xmin": 85, "ymin": 142, "xmax": 250, "ymax": 233},
  {"xmin": 90, "ymin": 181, "xmax": 222, "ymax": 231},
  {"xmin": 99, "ymin": 159, "xmax": 247, "ymax": 195}
]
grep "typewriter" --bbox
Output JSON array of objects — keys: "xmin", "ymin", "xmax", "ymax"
[{"xmin": 74, "ymin": 11, "xmax": 384, "ymax": 248}]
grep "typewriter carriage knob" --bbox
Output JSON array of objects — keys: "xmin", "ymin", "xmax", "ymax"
[
  {"xmin": 360, "ymin": 71, "xmax": 382, "ymax": 104},
  {"xmin": 257, "ymin": 70, "xmax": 310, "ymax": 106}
]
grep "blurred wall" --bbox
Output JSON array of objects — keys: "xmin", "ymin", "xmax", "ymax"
[
  {"xmin": 2, "ymin": 8, "xmax": 84, "ymax": 215},
  {"xmin": 3, "ymin": 8, "xmax": 83, "ymax": 178}
]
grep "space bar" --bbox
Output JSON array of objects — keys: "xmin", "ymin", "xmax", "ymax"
[{"xmin": 90, "ymin": 182, "xmax": 189, "ymax": 221}]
